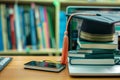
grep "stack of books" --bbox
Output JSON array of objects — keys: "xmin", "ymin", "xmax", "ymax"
[{"xmin": 68, "ymin": 37, "xmax": 118, "ymax": 65}]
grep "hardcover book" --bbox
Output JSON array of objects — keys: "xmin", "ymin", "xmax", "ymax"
[
  {"xmin": 68, "ymin": 50, "xmax": 114, "ymax": 58},
  {"xmin": 69, "ymin": 58, "xmax": 115, "ymax": 65},
  {"xmin": 30, "ymin": 4, "xmax": 37, "ymax": 50},
  {"xmin": 77, "ymin": 38, "xmax": 118, "ymax": 49},
  {"xmin": 14, "ymin": 3, "xmax": 22, "ymax": 51},
  {"xmin": 68, "ymin": 50, "xmax": 92, "ymax": 58}
]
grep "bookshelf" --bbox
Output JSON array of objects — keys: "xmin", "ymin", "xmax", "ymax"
[{"xmin": 0, "ymin": 0, "xmax": 120, "ymax": 55}]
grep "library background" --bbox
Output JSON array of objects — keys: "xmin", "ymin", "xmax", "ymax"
[{"xmin": 0, "ymin": 0, "xmax": 120, "ymax": 55}]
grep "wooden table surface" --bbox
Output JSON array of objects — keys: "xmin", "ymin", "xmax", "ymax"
[{"xmin": 0, "ymin": 56, "xmax": 120, "ymax": 80}]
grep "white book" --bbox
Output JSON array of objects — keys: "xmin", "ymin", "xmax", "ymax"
[
  {"xmin": 14, "ymin": 3, "xmax": 23, "ymax": 51},
  {"xmin": 70, "ymin": 58, "xmax": 115, "ymax": 65}
]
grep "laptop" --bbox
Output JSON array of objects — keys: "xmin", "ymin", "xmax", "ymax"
[{"xmin": 67, "ymin": 6, "xmax": 120, "ymax": 76}]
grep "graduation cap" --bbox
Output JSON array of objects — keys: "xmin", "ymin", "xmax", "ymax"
[{"xmin": 70, "ymin": 13, "xmax": 120, "ymax": 42}]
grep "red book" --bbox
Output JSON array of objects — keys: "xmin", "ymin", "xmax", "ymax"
[
  {"xmin": 43, "ymin": 7, "xmax": 50, "ymax": 48},
  {"xmin": 9, "ymin": 5, "xmax": 16, "ymax": 49}
]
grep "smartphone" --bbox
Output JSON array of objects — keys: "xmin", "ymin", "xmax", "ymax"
[{"xmin": 24, "ymin": 60, "xmax": 65, "ymax": 72}]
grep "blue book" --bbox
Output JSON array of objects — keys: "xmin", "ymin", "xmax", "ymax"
[
  {"xmin": 0, "ymin": 11, "xmax": 4, "ymax": 51},
  {"xmin": 23, "ymin": 6, "xmax": 31, "ymax": 46},
  {"xmin": 39, "ymin": 6, "xmax": 46, "ymax": 48},
  {"xmin": 30, "ymin": 7, "xmax": 37, "ymax": 50},
  {"xmin": 19, "ymin": 6, "xmax": 26, "ymax": 49},
  {"xmin": 59, "ymin": 11, "xmax": 66, "ymax": 48},
  {"xmin": 6, "ymin": 12, "xmax": 12, "ymax": 50}
]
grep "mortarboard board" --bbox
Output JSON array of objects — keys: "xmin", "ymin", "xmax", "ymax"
[{"xmin": 69, "ymin": 13, "xmax": 120, "ymax": 42}]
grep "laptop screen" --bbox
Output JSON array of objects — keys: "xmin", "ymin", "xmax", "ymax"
[{"xmin": 66, "ymin": 6, "xmax": 120, "ymax": 50}]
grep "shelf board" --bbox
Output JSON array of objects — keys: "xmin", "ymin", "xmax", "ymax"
[
  {"xmin": 0, "ymin": 0, "xmax": 120, "ymax": 6},
  {"xmin": 0, "ymin": 0, "xmax": 54, "ymax": 4},
  {"xmin": 0, "ymin": 49, "xmax": 61, "ymax": 55},
  {"xmin": 60, "ymin": 0, "xmax": 120, "ymax": 6}
]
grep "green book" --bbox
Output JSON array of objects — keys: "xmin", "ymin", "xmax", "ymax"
[
  {"xmin": 68, "ymin": 49, "xmax": 115, "ymax": 58},
  {"xmin": 77, "ymin": 37, "xmax": 118, "ymax": 49},
  {"xmin": 46, "ymin": 7, "xmax": 55, "ymax": 48},
  {"xmin": 69, "ymin": 53, "xmax": 114, "ymax": 59}
]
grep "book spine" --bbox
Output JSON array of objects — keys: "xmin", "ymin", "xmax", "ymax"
[
  {"xmin": 14, "ymin": 3, "xmax": 23, "ymax": 51},
  {"xmin": 9, "ymin": 5, "xmax": 16, "ymax": 50},
  {"xmin": 30, "ymin": 3, "xmax": 37, "ymax": 50},
  {"xmin": 1, "ymin": 4, "xmax": 7, "ymax": 51},
  {"xmin": 59, "ymin": 11, "xmax": 66, "ymax": 48},
  {"xmin": 24, "ymin": 6, "xmax": 31, "ymax": 47},
  {"xmin": 0, "ymin": 5, "xmax": 4, "ymax": 51},
  {"xmin": 19, "ymin": 6, "xmax": 26, "ymax": 49},
  {"xmin": 69, "ymin": 53, "xmax": 114, "ymax": 59},
  {"xmin": 77, "ymin": 37, "xmax": 117, "ymax": 50},
  {"xmin": 6, "ymin": 6, "xmax": 12, "ymax": 50},
  {"xmin": 39, "ymin": 6, "xmax": 46, "ymax": 48},
  {"xmin": 46, "ymin": 7, "xmax": 55, "ymax": 48},
  {"xmin": 34, "ymin": 6, "xmax": 40, "ymax": 49},
  {"xmin": 69, "ymin": 58, "xmax": 115, "ymax": 65},
  {"xmin": 43, "ymin": 7, "xmax": 50, "ymax": 48}
]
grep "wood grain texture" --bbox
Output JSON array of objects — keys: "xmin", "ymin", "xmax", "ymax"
[{"xmin": 0, "ymin": 56, "xmax": 120, "ymax": 80}]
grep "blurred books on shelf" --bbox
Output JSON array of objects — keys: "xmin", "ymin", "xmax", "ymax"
[{"xmin": 0, "ymin": 3, "xmax": 56, "ymax": 52}]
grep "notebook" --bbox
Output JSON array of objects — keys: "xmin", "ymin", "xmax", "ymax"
[{"xmin": 67, "ymin": 6, "xmax": 120, "ymax": 76}]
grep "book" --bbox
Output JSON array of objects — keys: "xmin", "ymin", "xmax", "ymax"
[
  {"xmin": 34, "ymin": 4, "xmax": 42, "ymax": 49},
  {"xmin": 68, "ymin": 50, "xmax": 92, "ymax": 58},
  {"xmin": 19, "ymin": 6, "xmax": 26, "ymax": 49},
  {"xmin": 59, "ymin": 11, "xmax": 66, "ymax": 48},
  {"xmin": 69, "ymin": 53, "xmax": 114, "ymax": 58},
  {"xmin": 69, "ymin": 58, "xmax": 115, "ymax": 65},
  {"xmin": 14, "ymin": 3, "xmax": 23, "ymax": 51},
  {"xmin": 68, "ymin": 50, "xmax": 114, "ymax": 58},
  {"xmin": 0, "ymin": 4, "xmax": 8, "ymax": 51},
  {"xmin": 30, "ymin": 3, "xmax": 37, "ymax": 50},
  {"xmin": 6, "ymin": 5, "xmax": 12, "ymax": 50},
  {"xmin": 39, "ymin": 6, "xmax": 46, "ymax": 48},
  {"xmin": 9, "ymin": 5, "xmax": 16, "ymax": 50},
  {"xmin": 24, "ymin": 61, "xmax": 65, "ymax": 72},
  {"xmin": 0, "ymin": 5, "xmax": 4, "ymax": 51},
  {"xmin": 77, "ymin": 38, "xmax": 118, "ymax": 49},
  {"xmin": 46, "ymin": 7, "xmax": 56, "ymax": 48},
  {"xmin": 43, "ymin": 7, "xmax": 50, "ymax": 48},
  {"xmin": 92, "ymin": 49, "xmax": 116, "ymax": 53},
  {"xmin": 23, "ymin": 5, "xmax": 31, "ymax": 46}
]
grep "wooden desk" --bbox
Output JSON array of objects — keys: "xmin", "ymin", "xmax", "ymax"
[{"xmin": 0, "ymin": 56, "xmax": 120, "ymax": 80}]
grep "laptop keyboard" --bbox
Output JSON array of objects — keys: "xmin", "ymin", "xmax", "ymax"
[{"xmin": 0, "ymin": 57, "xmax": 12, "ymax": 71}]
